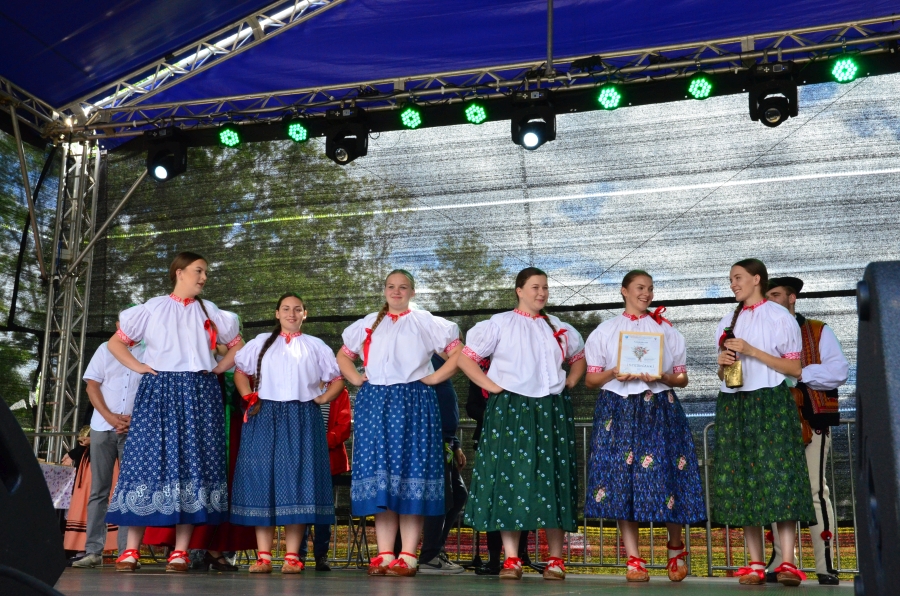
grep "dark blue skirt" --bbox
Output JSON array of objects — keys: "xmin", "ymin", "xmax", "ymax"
[
  {"xmin": 231, "ymin": 400, "xmax": 335, "ymax": 526},
  {"xmin": 351, "ymin": 381, "xmax": 444, "ymax": 516},
  {"xmin": 107, "ymin": 372, "xmax": 228, "ymax": 527},
  {"xmin": 584, "ymin": 388, "xmax": 706, "ymax": 524}
]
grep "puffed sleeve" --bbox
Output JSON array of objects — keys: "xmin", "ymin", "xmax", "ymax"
[
  {"xmin": 340, "ymin": 315, "xmax": 375, "ymax": 360},
  {"xmin": 314, "ymin": 338, "xmax": 343, "ymax": 385},
  {"xmin": 667, "ymin": 326, "xmax": 687, "ymax": 374},
  {"xmin": 83, "ymin": 343, "xmax": 109, "ymax": 383},
  {"xmin": 424, "ymin": 314, "xmax": 461, "ymax": 354},
  {"xmin": 558, "ymin": 321, "xmax": 585, "ymax": 364},
  {"xmin": 234, "ymin": 334, "xmax": 265, "ymax": 377},
  {"xmin": 775, "ymin": 311, "xmax": 802, "ymax": 359},
  {"xmin": 584, "ymin": 327, "xmax": 608, "ymax": 374},
  {"xmin": 463, "ymin": 319, "xmax": 500, "ymax": 363},
  {"xmin": 207, "ymin": 303, "xmax": 240, "ymax": 348},
  {"xmin": 117, "ymin": 303, "xmax": 150, "ymax": 345}
]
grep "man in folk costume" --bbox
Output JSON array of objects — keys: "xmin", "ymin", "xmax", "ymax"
[{"xmin": 765, "ymin": 276, "xmax": 849, "ymax": 585}]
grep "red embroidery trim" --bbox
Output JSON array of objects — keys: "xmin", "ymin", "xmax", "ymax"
[
  {"xmin": 512, "ymin": 308, "xmax": 542, "ymax": 319},
  {"xmin": 168, "ymin": 293, "xmax": 196, "ymax": 306},
  {"xmin": 226, "ymin": 334, "xmax": 243, "ymax": 349},
  {"xmin": 325, "ymin": 375, "xmax": 343, "ymax": 386},
  {"xmin": 622, "ymin": 312, "xmax": 647, "ymax": 321},
  {"xmin": 587, "ymin": 365, "xmax": 604, "ymax": 373},
  {"xmin": 279, "ymin": 331, "xmax": 302, "ymax": 344},
  {"xmin": 235, "ymin": 367, "xmax": 251, "ymax": 378},
  {"xmin": 340, "ymin": 345, "xmax": 358, "ymax": 360},
  {"xmin": 569, "ymin": 350, "xmax": 585, "ymax": 364},
  {"xmin": 115, "ymin": 328, "xmax": 135, "ymax": 346},
  {"xmin": 444, "ymin": 338, "xmax": 461, "ymax": 354},
  {"xmin": 386, "ymin": 309, "xmax": 411, "ymax": 322},
  {"xmin": 673, "ymin": 364, "xmax": 687, "ymax": 374},
  {"xmin": 783, "ymin": 352, "xmax": 801, "ymax": 360},
  {"xmin": 462, "ymin": 346, "xmax": 483, "ymax": 363},
  {"xmin": 742, "ymin": 298, "xmax": 767, "ymax": 311}
]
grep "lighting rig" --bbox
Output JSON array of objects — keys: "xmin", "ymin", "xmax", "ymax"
[
  {"xmin": 510, "ymin": 89, "xmax": 556, "ymax": 151},
  {"xmin": 145, "ymin": 127, "xmax": 187, "ymax": 181},
  {"xmin": 748, "ymin": 61, "xmax": 798, "ymax": 127},
  {"xmin": 324, "ymin": 106, "xmax": 368, "ymax": 165}
]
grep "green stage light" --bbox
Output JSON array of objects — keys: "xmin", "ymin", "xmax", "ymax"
[
  {"xmin": 464, "ymin": 102, "xmax": 487, "ymax": 124},
  {"xmin": 688, "ymin": 75, "xmax": 713, "ymax": 100},
  {"xmin": 597, "ymin": 85, "xmax": 622, "ymax": 110},
  {"xmin": 219, "ymin": 125, "xmax": 241, "ymax": 148},
  {"xmin": 831, "ymin": 57, "xmax": 858, "ymax": 83},
  {"xmin": 400, "ymin": 105, "xmax": 423, "ymax": 129},
  {"xmin": 286, "ymin": 120, "xmax": 309, "ymax": 143}
]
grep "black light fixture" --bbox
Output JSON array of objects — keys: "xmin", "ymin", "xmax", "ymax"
[
  {"xmin": 324, "ymin": 107, "xmax": 368, "ymax": 165},
  {"xmin": 510, "ymin": 89, "xmax": 556, "ymax": 151},
  {"xmin": 748, "ymin": 61, "xmax": 798, "ymax": 128},
  {"xmin": 145, "ymin": 127, "xmax": 187, "ymax": 182}
]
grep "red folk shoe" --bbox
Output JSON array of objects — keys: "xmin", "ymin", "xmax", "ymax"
[
  {"xmin": 368, "ymin": 552, "xmax": 394, "ymax": 576},
  {"xmin": 499, "ymin": 557, "xmax": 523, "ymax": 580},
  {"xmin": 385, "ymin": 552, "xmax": 418, "ymax": 577},
  {"xmin": 667, "ymin": 544, "xmax": 689, "ymax": 582},
  {"xmin": 281, "ymin": 553, "xmax": 304, "ymax": 574},
  {"xmin": 735, "ymin": 562, "xmax": 766, "ymax": 585},
  {"xmin": 774, "ymin": 562, "xmax": 807, "ymax": 587},
  {"xmin": 249, "ymin": 551, "xmax": 273, "ymax": 574},
  {"xmin": 543, "ymin": 557, "xmax": 566, "ymax": 580},
  {"xmin": 115, "ymin": 549, "xmax": 140, "ymax": 572},
  {"xmin": 626, "ymin": 556, "xmax": 649, "ymax": 582},
  {"xmin": 165, "ymin": 550, "xmax": 190, "ymax": 573}
]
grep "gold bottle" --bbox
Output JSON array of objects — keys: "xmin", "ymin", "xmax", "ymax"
[{"xmin": 722, "ymin": 327, "xmax": 743, "ymax": 389}]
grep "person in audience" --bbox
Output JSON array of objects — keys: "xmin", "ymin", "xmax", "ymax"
[
  {"xmin": 70, "ymin": 332, "xmax": 145, "ymax": 568},
  {"xmin": 460, "ymin": 267, "xmax": 585, "ymax": 581},
  {"xmin": 765, "ymin": 277, "xmax": 849, "ymax": 586},
  {"xmin": 712, "ymin": 259, "xmax": 814, "ymax": 587},
  {"xmin": 229, "ymin": 293, "xmax": 343, "ymax": 574},
  {"xmin": 583, "ymin": 270, "xmax": 705, "ymax": 582},
  {"xmin": 105, "ymin": 251, "xmax": 244, "ymax": 573},
  {"xmin": 337, "ymin": 270, "xmax": 461, "ymax": 577}
]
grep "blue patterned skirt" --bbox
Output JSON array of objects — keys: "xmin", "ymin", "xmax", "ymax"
[
  {"xmin": 107, "ymin": 372, "xmax": 228, "ymax": 526},
  {"xmin": 350, "ymin": 381, "xmax": 444, "ymax": 516},
  {"xmin": 585, "ymin": 388, "xmax": 706, "ymax": 524},
  {"xmin": 231, "ymin": 400, "xmax": 335, "ymax": 526}
]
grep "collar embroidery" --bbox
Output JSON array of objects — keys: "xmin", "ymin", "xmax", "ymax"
[
  {"xmin": 622, "ymin": 312, "xmax": 648, "ymax": 321},
  {"xmin": 168, "ymin": 293, "xmax": 195, "ymax": 307},
  {"xmin": 386, "ymin": 309, "xmax": 411, "ymax": 322},
  {"xmin": 280, "ymin": 331, "xmax": 303, "ymax": 343},
  {"xmin": 743, "ymin": 299, "xmax": 767, "ymax": 312},
  {"xmin": 513, "ymin": 308, "xmax": 544, "ymax": 319}
]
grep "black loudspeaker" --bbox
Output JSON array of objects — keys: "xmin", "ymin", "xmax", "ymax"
[
  {"xmin": 854, "ymin": 261, "xmax": 900, "ymax": 596},
  {"xmin": 0, "ymin": 399, "xmax": 66, "ymax": 594}
]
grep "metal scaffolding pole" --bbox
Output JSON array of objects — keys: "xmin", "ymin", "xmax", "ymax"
[{"xmin": 32, "ymin": 141, "xmax": 100, "ymax": 462}]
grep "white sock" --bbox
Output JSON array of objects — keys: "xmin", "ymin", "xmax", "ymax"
[
  {"xmin": 399, "ymin": 553, "xmax": 417, "ymax": 567},
  {"xmin": 668, "ymin": 545, "xmax": 685, "ymax": 568}
]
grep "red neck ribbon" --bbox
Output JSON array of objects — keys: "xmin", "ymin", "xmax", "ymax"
[{"xmin": 648, "ymin": 305, "xmax": 672, "ymax": 326}]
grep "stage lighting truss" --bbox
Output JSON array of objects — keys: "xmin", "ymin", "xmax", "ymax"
[
  {"xmin": 510, "ymin": 89, "xmax": 556, "ymax": 151},
  {"xmin": 831, "ymin": 56, "xmax": 859, "ymax": 83},
  {"xmin": 597, "ymin": 84, "xmax": 622, "ymax": 110},
  {"xmin": 400, "ymin": 104, "xmax": 423, "ymax": 129},
  {"xmin": 218, "ymin": 124, "xmax": 242, "ymax": 148},
  {"xmin": 145, "ymin": 127, "xmax": 187, "ymax": 181},
  {"xmin": 687, "ymin": 73, "xmax": 713, "ymax": 99},
  {"xmin": 285, "ymin": 117, "xmax": 309, "ymax": 142},
  {"xmin": 464, "ymin": 102, "xmax": 488, "ymax": 125},
  {"xmin": 748, "ymin": 61, "xmax": 798, "ymax": 128},
  {"xmin": 324, "ymin": 106, "xmax": 368, "ymax": 165}
]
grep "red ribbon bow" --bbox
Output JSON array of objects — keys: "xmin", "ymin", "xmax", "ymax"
[
  {"xmin": 552, "ymin": 328, "xmax": 568, "ymax": 359},
  {"xmin": 242, "ymin": 392, "xmax": 259, "ymax": 423},
  {"xmin": 667, "ymin": 551, "xmax": 689, "ymax": 571},
  {"xmin": 203, "ymin": 319, "xmax": 217, "ymax": 351},
  {"xmin": 362, "ymin": 328, "xmax": 374, "ymax": 367},
  {"xmin": 649, "ymin": 305, "xmax": 672, "ymax": 326}
]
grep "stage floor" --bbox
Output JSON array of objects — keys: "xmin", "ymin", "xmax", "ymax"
[{"xmin": 55, "ymin": 567, "xmax": 854, "ymax": 595}]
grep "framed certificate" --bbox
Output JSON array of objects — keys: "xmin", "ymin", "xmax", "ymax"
[{"xmin": 617, "ymin": 331, "xmax": 664, "ymax": 378}]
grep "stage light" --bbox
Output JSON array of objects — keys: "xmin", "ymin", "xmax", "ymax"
[
  {"xmin": 145, "ymin": 127, "xmax": 187, "ymax": 182},
  {"xmin": 748, "ymin": 62, "xmax": 798, "ymax": 128},
  {"xmin": 218, "ymin": 125, "xmax": 241, "ymax": 148},
  {"xmin": 464, "ymin": 102, "xmax": 488, "ymax": 124},
  {"xmin": 511, "ymin": 89, "xmax": 556, "ymax": 151},
  {"xmin": 687, "ymin": 74, "xmax": 712, "ymax": 100},
  {"xmin": 285, "ymin": 119, "xmax": 309, "ymax": 143},
  {"xmin": 597, "ymin": 85, "xmax": 622, "ymax": 110},
  {"xmin": 325, "ymin": 107, "xmax": 368, "ymax": 165},
  {"xmin": 831, "ymin": 56, "xmax": 858, "ymax": 83},
  {"xmin": 400, "ymin": 104, "xmax": 423, "ymax": 129}
]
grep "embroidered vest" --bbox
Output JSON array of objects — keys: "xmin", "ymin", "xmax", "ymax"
[{"xmin": 790, "ymin": 315, "xmax": 840, "ymax": 442}]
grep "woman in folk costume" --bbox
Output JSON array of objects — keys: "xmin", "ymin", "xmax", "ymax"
[
  {"xmin": 583, "ymin": 270, "xmax": 705, "ymax": 583},
  {"xmin": 230, "ymin": 293, "xmax": 344, "ymax": 574},
  {"xmin": 714, "ymin": 258, "xmax": 814, "ymax": 587},
  {"xmin": 337, "ymin": 270, "xmax": 462, "ymax": 577},
  {"xmin": 460, "ymin": 267, "xmax": 586, "ymax": 581},
  {"xmin": 105, "ymin": 252, "xmax": 244, "ymax": 572}
]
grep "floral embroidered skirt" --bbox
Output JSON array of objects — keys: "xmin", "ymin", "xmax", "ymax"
[
  {"xmin": 464, "ymin": 391, "xmax": 578, "ymax": 532},
  {"xmin": 231, "ymin": 399, "xmax": 335, "ymax": 526},
  {"xmin": 350, "ymin": 381, "xmax": 444, "ymax": 516},
  {"xmin": 584, "ymin": 389, "xmax": 706, "ymax": 524},
  {"xmin": 712, "ymin": 383, "xmax": 815, "ymax": 526},
  {"xmin": 107, "ymin": 372, "xmax": 227, "ymax": 526}
]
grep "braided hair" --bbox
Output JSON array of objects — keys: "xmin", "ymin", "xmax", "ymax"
[
  {"xmin": 247, "ymin": 292, "xmax": 305, "ymax": 418},
  {"xmin": 727, "ymin": 258, "xmax": 769, "ymax": 330},
  {"xmin": 515, "ymin": 267, "xmax": 557, "ymax": 335},
  {"xmin": 168, "ymin": 251, "xmax": 217, "ymax": 336},
  {"xmin": 370, "ymin": 269, "xmax": 416, "ymax": 335}
]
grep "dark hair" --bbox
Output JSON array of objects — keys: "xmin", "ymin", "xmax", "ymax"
[
  {"xmin": 370, "ymin": 269, "xmax": 416, "ymax": 336},
  {"xmin": 247, "ymin": 293, "xmax": 305, "ymax": 417},
  {"xmin": 514, "ymin": 267, "xmax": 557, "ymax": 336},
  {"xmin": 728, "ymin": 258, "xmax": 768, "ymax": 329},
  {"xmin": 621, "ymin": 270, "xmax": 652, "ymax": 304},
  {"xmin": 168, "ymin": 251, "xmax": 217, "ymax": 337}
]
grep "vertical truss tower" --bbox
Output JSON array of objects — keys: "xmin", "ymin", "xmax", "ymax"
[{"xmin": 33, "ymin": 141, "xmax": 100, "ymax": 462}]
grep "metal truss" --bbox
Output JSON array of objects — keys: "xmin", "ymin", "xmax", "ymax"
[
  {"xmin": 63, "ymin": 13, "xmax": 900, "ymax": 142},
  {"xmin": 33, "ymin": 141, "xmax": 100, "ymax": 462}
]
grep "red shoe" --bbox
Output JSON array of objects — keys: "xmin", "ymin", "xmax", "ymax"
[
  {"xmin": 735, "ymin": 562, "xmax": 766, "ymax": 585},
  {"xmin": 368, "ymin": 552, "xmax": 394, "ymax": 576},
  {"xmin": 281, "ymin": 553, "xmax": 304, "ymax": 574},
  {"xmin": 385, "ymin": 552, "xmax": 417, "ymax": 577},
  {"xmin": 543, "ymin": 557, "xmax": 566, "ymax": 580},
  {"xmin": 626, "ymin": 556, "xmax": 649, "ymax": 582},
  {"xmin": 499, "ymin": 557, "xmax": 523, "ymax": 580},
  {"xmin": 667, "ymin": 544, "xmax": 689, "ymax": 582},
  {"xmin": 115, "ymin": 549, "xmax": 140, "ymax": 572},
  {"xmin": 774, "ymin": 562, "xmax": 807, "ymax": 587},
  {"xmin": 249, "ymin": 551, "xmax": 273, "ymax": 574},
  {"xmin": 165, "ymin": 550, "xmax": 190, "ymax": 573}
]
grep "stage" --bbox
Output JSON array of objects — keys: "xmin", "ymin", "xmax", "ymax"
[{"xmin": 55, "ymin": 567, "xmax": 854, "ymax": 595}]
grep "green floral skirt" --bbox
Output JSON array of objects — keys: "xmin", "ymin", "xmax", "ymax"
[
  {"xmin": 712, "ymin": 382, "xmax": 815, "ymax": 526},
  {"xmin": 464, "ymin": 391, "xmax": 578, "ymax": 532}
]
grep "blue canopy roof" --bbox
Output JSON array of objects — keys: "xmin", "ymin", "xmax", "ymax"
[{"xmin": 1, "ymin": 0, "xmax": 897, "ymax": 110}]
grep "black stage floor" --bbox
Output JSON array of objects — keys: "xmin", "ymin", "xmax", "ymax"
[{"xmin": 55, "ymin": 567, "xmax": 854, "ymax": 595}]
